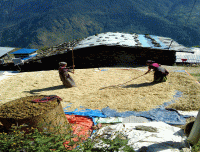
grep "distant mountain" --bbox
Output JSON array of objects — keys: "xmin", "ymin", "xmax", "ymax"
[{"xmin": 0, "ymin": 0, "xmax": 200, "ymax": 48}]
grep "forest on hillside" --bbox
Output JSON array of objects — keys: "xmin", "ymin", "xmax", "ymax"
[{"xmin": 0, "ymin": 0, "xmax": 200, "ymax": 48}]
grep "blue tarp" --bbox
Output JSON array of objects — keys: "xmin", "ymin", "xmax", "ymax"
[
  {"xmin": 174, "ymin": 70, "xmax": 187, "ymax": 73},
  {"xmin": 63, "ymin": 91, "xmax": 190, "ymax": 125},
  {"xmin": 160, "ymin": 90, "xmax": 183, "ymax": 108},
  {"xmin": 64, "ymin": 108, "xmax": 106, "ymax": 118},
  {"xmin": 100, "ymin": 69, "xmax": 108, "ymax": 71},
  {"xmin": 101, "ymin": 107, "xmax": 190, "ymax": 125},
  {"xmin": 64, "ymin": 106, "xmax": 190, "ymax": 125},
  {"xmin": 101, "ymin": 91, "xmax": 189, "ymax": 125},
  {"xmin": 64, "ymin": 108, "xmax": 106, "ymax": 126}
]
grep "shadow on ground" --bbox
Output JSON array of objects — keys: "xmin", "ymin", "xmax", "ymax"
[
  {"xmin": 123, "ymin": 82, "xmax": 157, "ymax": 88},
  {"xmin": 24, "ymin": 85, "xmax": 66, "ymax": 94},
  {"xmin": 138, "ymin": 140, "xmax": 188, "ymax": 152}
]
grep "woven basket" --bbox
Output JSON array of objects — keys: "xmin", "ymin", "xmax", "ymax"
[{"xmin": 0, "ymin": 95, "xmax": 71, "ymax": 135}]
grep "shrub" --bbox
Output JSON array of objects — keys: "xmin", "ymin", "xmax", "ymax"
[
  {"xmin": 192, "ymin": 139, "xmax": 200, "ymax": 152},
  {"xmin": 0, "ymin": 123, "xmax": 135, "ymax": 152}
]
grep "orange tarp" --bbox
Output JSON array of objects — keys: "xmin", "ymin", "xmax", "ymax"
[{"xmin": 63, "ymin": 115, "xmax": 94, "ymax": 150}]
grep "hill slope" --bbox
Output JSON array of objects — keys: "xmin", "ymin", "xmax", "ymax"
[{"xmin": 0, "ymin": 0, "xmax": 200, "ymax": 48}]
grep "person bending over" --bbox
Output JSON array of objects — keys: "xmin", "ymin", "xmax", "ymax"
[{"xmin": 144, "ymin": 60, "xmax": 169, "ymax": 83}]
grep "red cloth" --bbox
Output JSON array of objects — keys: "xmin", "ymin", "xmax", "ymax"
[
  {"xmin": 151, "ymin": 63, "xmax": 160, "ymax": 68},
  {"xmin": 63, "ymin": 115, "xmax": 94, "ymax": 150},
  {"xmin": 58, "ymin": 66, "xmax": 71, "ymax": 74},
  {"xmin": 31, "ymin": 95, "xmax": 62, "ymax": 103}
]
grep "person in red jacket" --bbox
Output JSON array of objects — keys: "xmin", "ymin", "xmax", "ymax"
[
  {"xmin": 58, "ymin": 62, "xmax": 76, "ymax": 88},
  {"xmin": 144, "ymin": 60, "xmax": 169, "ymax": 83}
]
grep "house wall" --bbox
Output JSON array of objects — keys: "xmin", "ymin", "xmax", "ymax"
[
  {"xmin": 0, "ymin": 46, "xmax": 176, "ymax": 71},
  {"xmin": 22, "ymin": 45, "xmax": 176, "ymax": 71},
  {"xmin": 14, "ymin": 54, "xmax": 28, "ymax": 59},
  {"xmin": 73, "ymin": 46, "xmax": 176, "ymax": 68},
  {"xmin": 14, "ymin": 52, "xmax": 37, "ymax": 59}
]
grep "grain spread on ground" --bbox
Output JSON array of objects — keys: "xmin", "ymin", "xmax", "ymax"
[{"xmin": 0, "ymin": 68, "xmax": 199, "ymax": 112}]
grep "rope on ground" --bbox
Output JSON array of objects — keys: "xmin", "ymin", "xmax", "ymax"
[
  {"xmin": 99, "ymin": 74, "xmax": 145, "ymax": 90},
  {"xmin": 185, "ymin": 70, "xmax": 200, "ymax": 85}
]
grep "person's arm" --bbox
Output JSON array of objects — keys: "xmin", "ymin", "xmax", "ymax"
[
  {"xmin": 144, "ymin": 66, "xmax": 151, "ymax": 75},
  {"xmin": 165, "ymin": 69, "xmax": 169, "ymax": 75},
  {"xmin": 66, "ymin": 65, "xmax": 75, "ymax": 73}
]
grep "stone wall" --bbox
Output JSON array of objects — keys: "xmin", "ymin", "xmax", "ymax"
[
  {"xmin": 73, "ymin": 45, "xmax": 176, "ymax": 68},
  {"xmin": 0, "ymin": 45, "xmax": 176, "ymax": 71}
]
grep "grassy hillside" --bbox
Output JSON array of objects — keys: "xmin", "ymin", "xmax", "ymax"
[{"xmin": 0, "ymin": 0, "xmax": 200, "ymax": 48}]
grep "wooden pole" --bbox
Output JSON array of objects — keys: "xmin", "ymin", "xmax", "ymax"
[
  {"xmin": 188, "ymin": 109, "xmax": 200, "ymax": 145},
  {"xmin": 72, "ymin": 48, "xmax": 74, "ymax": 74}
]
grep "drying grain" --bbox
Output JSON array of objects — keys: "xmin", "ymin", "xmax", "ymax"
[{"xmin": 0, "ymin": 68, "xmax": 199, "ymax": 112}]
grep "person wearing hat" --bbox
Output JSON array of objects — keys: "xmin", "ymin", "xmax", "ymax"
[
  {"xmin": 58, "ymin": 62, "xmax": 76, "ymax": 88},
  {"xmin": 144, "ymin": 60, "xmax": 169, "ymax": 83}
]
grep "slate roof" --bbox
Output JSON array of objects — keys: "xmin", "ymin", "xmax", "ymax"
[
  {"xmin": 74, "ymin": 32, "xmax": 194, "ymax": 53},
  {"xmin": 11, "ymin": 48, "xmax": 37, "ymax": 54},
  {"xmin": 0, "ymin": 47, "xmax": 15, "ymax": 58}
]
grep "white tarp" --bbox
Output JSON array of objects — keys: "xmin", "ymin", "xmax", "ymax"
[
  {"xmin": 92, "ymin": 122, "xmax": 190, "ymax": 152},
  {"xmin": 0, "ymin": 71, "xmax": 19, "ymax": 82}
]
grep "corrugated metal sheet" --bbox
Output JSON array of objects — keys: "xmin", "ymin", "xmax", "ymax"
[
  {"xmin": 11, "ymin": 48, "xmax": 37, "ymax": 54},
  {"xmin": 0, "ymin": 47, "xmax": 15, "ymax": 58},
  {"xmin": 74, "ymin": 32, "xmax": 193, "ymax": 53},
  {"xmin": 176, "ymin": 48, "xmax": 200, "ymax": 63}
]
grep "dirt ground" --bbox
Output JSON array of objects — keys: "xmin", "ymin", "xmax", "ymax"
[{"xmin": 0, "ymin": 65, "xmax": 199, "ymax": 112}]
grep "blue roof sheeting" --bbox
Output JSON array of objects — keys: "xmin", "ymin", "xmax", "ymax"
[
  {"xmin": 150, "ymin": 35, "xmax": 168, "ymax": 49},
  {"xmin": 11, "ymin": 48, "xmax": 37, "ymax": 54},
  {"xmin": 138, "ymin": 34, "xmax": 151, "ymax": 47}
]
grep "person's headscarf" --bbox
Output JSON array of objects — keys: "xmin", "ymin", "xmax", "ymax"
[
  {"xmin": 146, "ymin": 60, "xmax": 155, "ymax": 64},
  {"xmin": 59, "ymin": 62, "xmax": 67, "ymax": 66}
]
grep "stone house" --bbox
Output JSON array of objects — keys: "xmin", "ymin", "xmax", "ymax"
[
  {"xmin": 11, "ymin": 48, "xmax": 37, "ymax": 59},
  {"xmin": 70, "ymin": 32, "xmax": 194, "ymax": 67}
]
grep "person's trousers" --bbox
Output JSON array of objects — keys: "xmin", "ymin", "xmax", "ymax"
[{"xmin": 154, "ymin": 72, "xmax": 167, "ymax": 82}]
